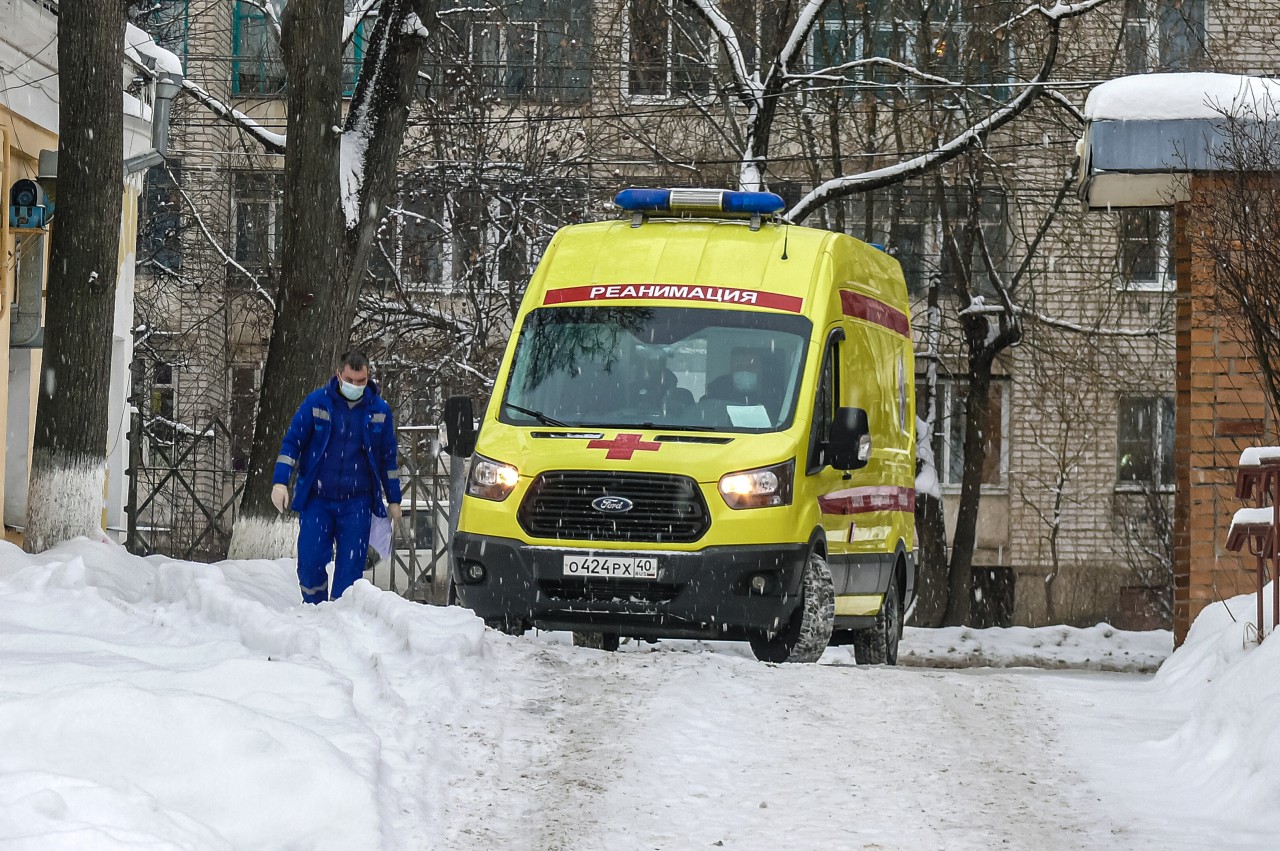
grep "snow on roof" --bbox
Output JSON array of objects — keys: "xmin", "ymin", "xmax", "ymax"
[
  {"xmin": 1084, "ymin": 73, "xmax": 1280, "ymax": 122},
  {"xmin": 124, "ymin": 22, "xmax": 184, "ymax": 78},
  {"xmin": 1230, "ymin": 506, "xmax": 1274, "ymax": 532},
  {"xmin": 1239, "ymin": 446, "xmax": 1280, "ymax": 468}
]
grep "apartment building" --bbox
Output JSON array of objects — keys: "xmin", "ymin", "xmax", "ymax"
[{"xmin": 130, "ymin": 0, "xmax": 1271, "ymax": 626}]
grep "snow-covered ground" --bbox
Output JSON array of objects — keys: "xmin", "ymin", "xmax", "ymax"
[{"xmin": 1, "ymin": 539, "xmax": 1275, "ymax": 849}]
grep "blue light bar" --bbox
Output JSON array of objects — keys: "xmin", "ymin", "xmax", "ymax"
[
  {"xmin": 722, "ymin": 191, "xmax": 785, "ymax": 215},
  {"xmin": 614, "ymin": 188, "xmax": 672, "ymax": 212},
  {"xmin": 614, "ymin": 188, "xmax": 786, "ymax": 217}
]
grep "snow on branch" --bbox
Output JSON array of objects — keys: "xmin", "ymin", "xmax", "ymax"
[
  {"xmin": 778, "ymin": 0, "xmax": 828, "ymax": 76},
  {"xmin": 958, "ymin": 300, "xmax": 1166, "ymax": 338},
  {"xmin": 787, "ymin": 5, "xmax": 1078, "ymax": 223},
  {"xmin": 170, "ymin": 167, "xmax": 277, "ymax": 310},
  {"xmin": 687, "ymin": 0, "xmax": 760, "ymax": 106},
  {"xmin": 180, "ymin": 78, "xmax": 286, "ymax": 153}
]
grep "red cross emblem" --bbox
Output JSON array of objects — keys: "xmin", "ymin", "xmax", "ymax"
[{"xmin": 587, "ymin": 433, "xmax": 661, "ymax": 460}]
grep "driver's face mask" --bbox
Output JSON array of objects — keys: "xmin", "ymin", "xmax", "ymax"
[{"xmin": 732, "ymin": 370, "xmax": 759, "ymax": 393}]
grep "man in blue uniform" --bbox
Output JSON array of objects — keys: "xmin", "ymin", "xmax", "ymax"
[{"xmin": 271, "ymin": 351, "xmax": 403, "ymax": 603}]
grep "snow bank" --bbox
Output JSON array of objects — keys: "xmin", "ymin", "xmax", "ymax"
[
  {"xmin": 1085, "ymin": 73, "xmax": 1280, "ymax": 121},
  {"xmin": 1142, "ymin": 582, "xmax": 1280, "ymax": 831},
  {"xmin": 0, "ymin": 538, "xmax": 491, "ymax": 849},
  {"xmin": 891, "ymin": 623, "xmax": 1170, "ymax": 672}
]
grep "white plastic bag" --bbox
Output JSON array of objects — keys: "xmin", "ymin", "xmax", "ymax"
[{"xmin": 369, "ymin": 513, "xmax": 393, "ymax": 560}]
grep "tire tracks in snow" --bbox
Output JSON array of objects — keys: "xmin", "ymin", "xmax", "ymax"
[{"xmin": 439, "ymin": 640, "xmax": 652, "ymax": 850}]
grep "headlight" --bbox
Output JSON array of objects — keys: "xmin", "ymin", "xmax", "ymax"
[
  {"xmin": 718, "ymin": 459, "xmax": 794, "ymax": 509},
  {"xmin": 467, "ymin": 454, "xmax": 519, "ymax": 501}
]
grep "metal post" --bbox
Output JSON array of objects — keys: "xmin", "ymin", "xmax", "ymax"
[
  {"xmin": 1274, "ymin": 470, "xmax": 1279, "ymax": 634},
  {"xmin": 446, "ymin": 450, "xmax": 466, "ymax": 605},
  {"xmin": 126, "ymin": 394, "xmax": 142, "ymax": 554}
]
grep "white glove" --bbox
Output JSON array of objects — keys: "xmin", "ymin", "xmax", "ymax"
[
  {"xmin": 387, "ymin": 503, "xmax": 403, "ymax": 523},
  {"xmin": 271, "ymin": 484, "xmax": 289, "ymax": 514}
]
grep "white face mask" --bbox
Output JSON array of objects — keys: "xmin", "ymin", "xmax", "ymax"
[
  {"xmin": 339, "ymin": 380, "xmax": 365, "ymax": 401},
  {"xmin": 732, "ymin": 370, "xmax": 759, "ymax": 393}
]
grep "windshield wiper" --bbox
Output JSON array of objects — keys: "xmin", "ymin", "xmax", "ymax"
[
  {"xmin": 581, "ymin": 422, "xmax": 720, "ymax": 432},
  {"xmin": 503, "ymin": 401, "xmax": 569, "ymax": 427}
]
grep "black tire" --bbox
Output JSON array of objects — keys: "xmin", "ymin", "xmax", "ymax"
[
  {"xmin": 749, "ymin": 550, "xmax": 835, "ymax": 663},
  {"xmin": 572, "ymin": 631, "xmax": 620, "ymax": 651},
  {"xmin": 852, "ymin": 568, "xmax": 902, "ymax": 665}
]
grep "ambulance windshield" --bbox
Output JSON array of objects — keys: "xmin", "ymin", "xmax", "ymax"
[{"xmin": 501, "ymin": 306, "xmax": 811, "ymax": 433}]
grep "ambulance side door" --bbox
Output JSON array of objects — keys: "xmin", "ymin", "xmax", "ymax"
[{"xmin": 807, "ymin": 328, "xmax": 853, "ymax": 572}]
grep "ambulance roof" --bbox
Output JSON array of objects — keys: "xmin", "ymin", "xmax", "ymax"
[{"xmin": 534, "ymin": 218, "xmax": 907, "ymax": 312}]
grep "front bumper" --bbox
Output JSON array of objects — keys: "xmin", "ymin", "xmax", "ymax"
[{"xmin": 452, "ymin": 532, "xmax": 810, "ymax": 639}]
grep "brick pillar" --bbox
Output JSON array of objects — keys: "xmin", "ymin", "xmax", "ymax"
[{"xmin": 1173, "ymin": 174, "xmax": 1270, "ymax": 644}]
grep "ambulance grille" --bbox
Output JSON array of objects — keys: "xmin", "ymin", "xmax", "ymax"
[
  {"xmin": 540, "ymin": 579, "xmax": 682, "ymax": 604},
  {"xmin": 518, "ymin": 471, "xmax": 709, "ymax": 543}
]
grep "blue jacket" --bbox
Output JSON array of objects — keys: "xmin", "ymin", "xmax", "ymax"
[{"xmin": 274, "ymin": 377, "xmax": 402, "ymax": 516}]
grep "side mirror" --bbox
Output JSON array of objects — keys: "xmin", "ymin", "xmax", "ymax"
[
  {"xmin": 443, "ymin": 395, "xmax": 476, "ymax": 458},
  {"xmin": 829, "ymin": 407, "xmax": 871, "ymax": 470}
]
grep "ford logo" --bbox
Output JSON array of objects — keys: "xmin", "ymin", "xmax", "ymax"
[{"xmin": 591, "ymin": 496, "xmax": 634, "ymax": 514}]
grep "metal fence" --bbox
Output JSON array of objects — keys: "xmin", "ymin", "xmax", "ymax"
[
  {"xmin": 126, "ymin": 412, "xmax": 458, "ymax": 604},
  {"xmin": 367, "ymin": 425, "xmax": 456, "ymax": 604},
  {"xmin": 125, "ymin": 414, "xmax": 245, "ymax": 561}
]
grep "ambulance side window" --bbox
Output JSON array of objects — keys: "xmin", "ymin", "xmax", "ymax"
[{"xmin": 807, "ymin": 333, "xmax": 842, "ymax": 474}]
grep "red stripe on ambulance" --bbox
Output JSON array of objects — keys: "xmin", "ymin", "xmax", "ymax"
[
  {"xmin": 543, "ymin": 284, "xmax": 803, "ymax": 313},
  {"xmin": 818, "ymin": 485, "xmax": 916, "ymax": 515},
  {"xmin": 840, "ymin": 290, "xmax": 910, "ymax": 337}
]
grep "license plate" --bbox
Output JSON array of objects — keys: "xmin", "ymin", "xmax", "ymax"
[{"xmin": 563, "ymin": 554, "xmax": 658, "ymax": 580}]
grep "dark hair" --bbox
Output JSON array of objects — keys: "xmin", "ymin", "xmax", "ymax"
[{"xmin": 339, "ymin": 351, "xmax": 370, "ymax": 372}]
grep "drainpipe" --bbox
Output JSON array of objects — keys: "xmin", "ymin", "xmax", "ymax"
[{"xmin": 125, "ymin": 69, "xmax": 183, "ymax": 174}]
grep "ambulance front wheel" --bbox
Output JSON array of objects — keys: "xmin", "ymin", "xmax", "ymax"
[{"xmin": 748, "ymin": 550, "xmax": 835, "ymax": 664}]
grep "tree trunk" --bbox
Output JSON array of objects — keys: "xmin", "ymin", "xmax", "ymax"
[
  {"xmin": 229, "ymin": 1, "xmax": 427, "ymax": 557},
  {"xmin": 231, "ymin": 0, "xmax": 344, "ymax": 555},
  {"xmin": 910, "ymin": 288, "xmax": 948, "ymax": 627},
  {"xmin": 942, "ymin": 356, "xmax": 995, "ymax": 627},
  {"xmin": 24, "ymin": 1, "xmax": 126, "ymax": 552},
  {"xmin": 912, "ymin": 489, "xmax": 950, "ymax": 626}
]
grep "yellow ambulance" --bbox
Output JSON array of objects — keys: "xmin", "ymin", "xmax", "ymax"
[{"xmin": 449, "ymin": 188, "xmax": 916, "ymax": 663}]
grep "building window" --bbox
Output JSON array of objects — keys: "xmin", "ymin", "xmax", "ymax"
[
  {"xmin": 447, "ymin": 0, "xmax": 590, "ymax": 103},
  {"xmin": 938, "ymin": 186, "xmax": 1010, "ymax": 298},
  {"xmin": 1117, "ymin": 395, "xmax": 1175, "ymax": 488},
  {"xmin": 835, "ymin": 183, "xmax": 1009, "ymax": 298},
  {"xmin": 928, "ymin": 377, "xmax": 1009, "ymax": 487},
  {"xmin": 1123, "ymin": 0, "xmax": 1207, "ymax": 73},
  {"xmin": 233, "ymin": 171, "xmax": 283, "ymax": 270},
  {"xmin": 807, "ymin": 2, "xmax": 1012, "ymax": 103},
  {"xmin": 232, "ymin": 0, "xmax": 286, "ymax": 96},
  {"xmin": 142, "ymin": 166, "xmax": 182, "ymax": 272},
  {"xmin": 808, "ymin": 5, "xmax": 915, "ymax": 101},
  {"xmin": 142, "ymin": 360, "xmax": 179, "ymax": 466},
  {"xmin": 1119, "ymin": 208, "xmax": 1174, "ymax": 291},
  {"xmin": 624, "ymin": 0, "xmax": 711, "ymax": 99},
  {"xmin": 131, "ymin": 0, "xmax": 189, "ymax": 67}
]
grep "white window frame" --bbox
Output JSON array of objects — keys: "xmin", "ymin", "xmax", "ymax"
[
  {"xmin": 620, "ymin": 0, "xmax": 713, "ymax": 104},
  {"xmin": 935, "ymin": 376, "xmax": 1010, "ymax": 491},
  {"xmin": 1116, "ymin": 394, "xmax": 1176, "ymax": 493},
  {"xmin": 233, "ymin": 172, "xmax": 283, "ymax": 270},
  {"xmin": 392, "ymin": 203, "xmax": 455, "ymax": 295},
  {"xmin": 1118, "ymin": 208, "xmax": 1175, "ymax": 293}
]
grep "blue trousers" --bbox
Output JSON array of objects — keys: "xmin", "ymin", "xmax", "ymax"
[{"xmin": 297, "ymin": 496, "xmax": 372, "ymax": 604}]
